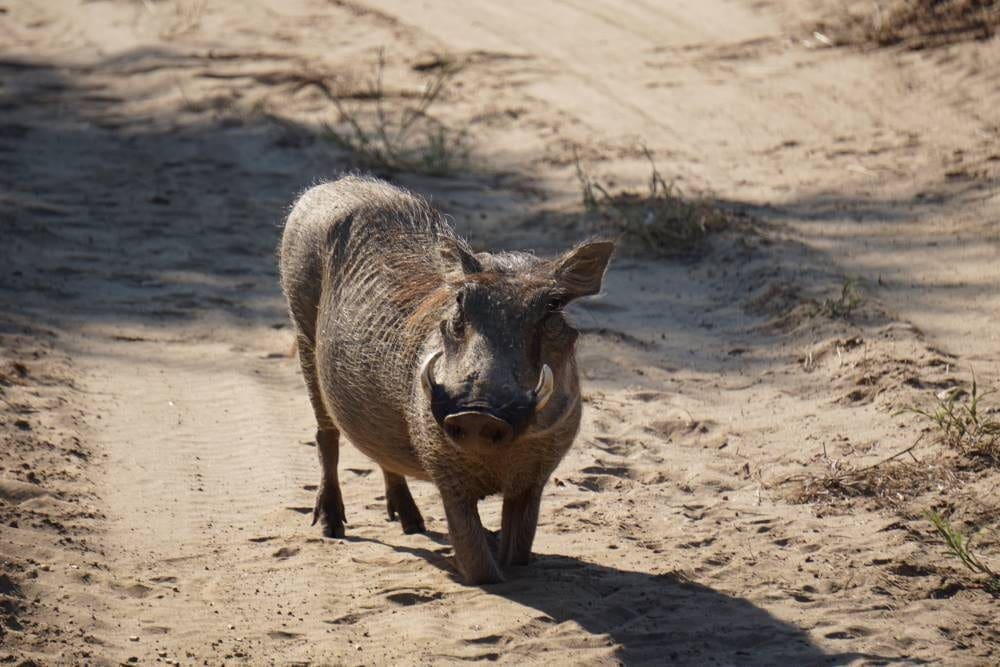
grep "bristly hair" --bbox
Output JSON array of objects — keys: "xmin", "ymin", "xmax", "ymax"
[{"xmin": 400, "ymin": 263, "xmax": 555, "ymax": 336}]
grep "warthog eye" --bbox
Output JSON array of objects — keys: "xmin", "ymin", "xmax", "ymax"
[
  {"xmin": 545, "ymin": 296, "xmax": 566, "ymax": 312},
  {"xmin": 446, "ymin": 289, "xmax": 468, "ymax": 338},
  {"xmin": 447, "ymin": 312, "xmax": 466, "ymax": 338},
  {"xmin": 542, "ymin": 313, "xmax": 565, "ymax": 336}
]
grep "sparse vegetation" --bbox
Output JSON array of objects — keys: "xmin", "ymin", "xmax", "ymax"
[
  {"xmin": 900, "ymin": 372, "xmax": 1000, "ymax": 464},
  {"xmin": 808, "ymin": 277, "xmax": 865, "ymax": 320},
  {"xmin": 574, "ymin": 147, "xmax": 732, "ymax": 258},
  {"xmin": 927, "ymin": 511, "xmax": 1000, "ymax": 597},
  {"xmin": 816, "ymin": 0, "xmax": 1000, "ymax": 50},
  {"xmin": 779, "ymin": 440, "xmax": 958, "ymax": 507},
  {"xmin": 783, "ymin": 372, "xmax": 1000, "ymax": 506},
  {"xmin": 322, "ymin": 50, "xmax": 470, "ymax": 177}
]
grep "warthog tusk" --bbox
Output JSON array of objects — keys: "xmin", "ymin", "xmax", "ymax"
[
  {"xmin": 420, "ymin": 350, "xmax": 443, "ymax": 401},
  {"xmin": 533, "ymin": 364, "xmax": 554, "ymax": 413}
]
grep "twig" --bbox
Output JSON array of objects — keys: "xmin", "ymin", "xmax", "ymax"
[
  {"xmin": 770, "ymin": 438, "xmax": 922, "ymax": 488},
  {"xmin": 852, "ymin": 439, "xmax": 921, "ymax": 476}
]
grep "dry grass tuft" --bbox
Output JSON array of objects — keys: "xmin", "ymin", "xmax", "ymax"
[
  {"xmin": 781, "ymin": 442, "xmax": 959, "ymax": 507},
  {"xmin": 322, "ymin": 50, "xmax": 470, "ymax": 177},
  {"xmin": 817, "ymin": 0, "xmax": 1000, "ymax": 50},
  {"xmin": 573, "ymin": 147, "xmax": 734, "ymax": 258},
  {"xmin": 141, "ymin": 0, "xmax": 208, "ymax": 40},
  {"xmin": 780, "ymin": 373, "xmax": 999, "ymax": 509}
]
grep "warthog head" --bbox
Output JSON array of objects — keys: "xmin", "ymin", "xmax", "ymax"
[{"xmin": 419, "ymin": 239, "xmax": 614, "ymax": 449}]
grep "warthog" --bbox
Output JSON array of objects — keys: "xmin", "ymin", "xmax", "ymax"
[{"xmin": 279, "ymin": 176, "xmax": 613, "ymax": 584}]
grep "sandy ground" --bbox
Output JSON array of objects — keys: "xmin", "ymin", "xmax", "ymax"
[{"xmin": 2, "ymin": 0, "xmax": 999, "ymax": 664}]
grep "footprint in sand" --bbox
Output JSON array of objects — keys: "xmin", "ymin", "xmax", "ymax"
[
  {"xmin": 385, "ymin": 590, "xmax": 444, "ymax": 606},
  {"xmin": 272, "ymin": 546, "xmax": 300, "ymax": 559}
]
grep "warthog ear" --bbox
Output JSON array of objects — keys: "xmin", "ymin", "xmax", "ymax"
[
  {"xmin": 553, "ymin": 241, "xmax": 614, "ymax": 299},
  {"xmin": 436, "ymin": 237, "xmax": 482, "ymax": 283}
]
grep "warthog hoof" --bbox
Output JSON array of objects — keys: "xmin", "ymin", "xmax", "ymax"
[
  {"xmin": 313, "ymin": 483, "xmax": 346, "ymax": 539},
  {"xmin": 386, "ymin": 491, "xmax": 426, "ymax": 535}
]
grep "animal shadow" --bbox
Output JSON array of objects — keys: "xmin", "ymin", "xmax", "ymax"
[{"xmin": 358, "ymin": 536, "xmax": 905, "ymax": 665}]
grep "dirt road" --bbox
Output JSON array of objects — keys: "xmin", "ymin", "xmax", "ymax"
[{"xmin": 2, "ymin": 0, "xmax": 998, "ymax": 664}]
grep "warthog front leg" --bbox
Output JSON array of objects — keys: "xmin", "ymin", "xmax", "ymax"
[
  {"xmin": 440, "ymin": 490, "xmax": 503, "ymax": 585},
  {"xmin": 313, "ymin": 428, "xmax": 346, "ymax": 538},
  {"xmin": 383, "ymin": 469, "xmax": 425, "ymax": 534},
  {"xmin": 498, "ymin": 484, "xmax": 544, "ymax": 567}
]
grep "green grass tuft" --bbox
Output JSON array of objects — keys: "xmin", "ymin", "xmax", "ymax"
[
  {"xmin": 927, "ymin": 510, "xmax": 1000, "ymax": 597},
  {"xmin": 900, "ymin": 371, "xmax": 1000, "ymax": 464},
  {"xmin": 802, "ymin": 277, "xmax": 866, "ymax": 321}
]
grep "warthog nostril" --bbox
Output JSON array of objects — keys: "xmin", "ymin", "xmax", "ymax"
[
  {"xmin": 443, "ymin": 411, "xmax": 514, "ymax": 446},
  {"xmin": 478, "ymin": 420, "xmax": 510, "ymax": 444}
]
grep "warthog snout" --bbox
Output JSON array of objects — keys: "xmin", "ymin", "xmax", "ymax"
[
  {"xmin": 420, "ymin": 351, "xmax": 552, "ymax": 446},
  {"xmin": 443, "ymin": 411, "xmax": 513, "ymax": 447}
]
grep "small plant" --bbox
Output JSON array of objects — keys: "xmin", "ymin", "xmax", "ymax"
[
  {"xmin": 322, "ymin": 50, "xmax": 470, "ymax": 177},
  {"xmin": 808, "ymin": 277, "xmax": 864, "ymax": 319},
  {"xmin": 574, "ymin": 147, "xmax": 731, "ymax": 258},
  {"xmin": 927, "ymin": 510, "xmax": 1000, "ymax": 597},
  {"xmin": 901, "ymin": 372, "xmax": 1000, "ymax": 464}
]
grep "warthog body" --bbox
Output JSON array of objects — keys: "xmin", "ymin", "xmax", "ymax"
[{"xmin": 279, "ymin": 176, "xmax": 612, "ymax": 583}]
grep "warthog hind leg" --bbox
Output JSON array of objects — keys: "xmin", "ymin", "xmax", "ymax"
[
  {"xmin": 383, "ymin": 469, "xmax": 425, "ymax": 534},
  {"xmin": 295, "ymin": 339, "xmax": 346, "ymax": 538},
  {"xmin": 313, "ymin": 428, "xmax": 346, "ymax": 538}
]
